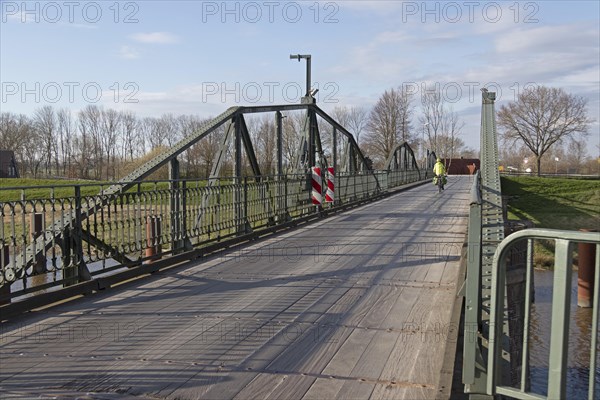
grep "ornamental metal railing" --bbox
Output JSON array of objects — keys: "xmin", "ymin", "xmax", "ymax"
[{"xmin": 0, "ymin": 169, "xmax": 422, "ymax": 305}]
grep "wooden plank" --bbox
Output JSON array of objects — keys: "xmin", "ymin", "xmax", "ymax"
[{"xmin": 0, "ymin": 176, "xmax": 471, "ymax": 399}]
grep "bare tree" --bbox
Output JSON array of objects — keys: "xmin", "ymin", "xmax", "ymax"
[
  {"xmin": 78, "ymin": 105, "xmax": 104, "ymax": 179},
  {"xmin": 363, "ymin": 88, "xmax": 413, "ymax": 166},
  {"xmin": 144, "ymin": 116, "xmax": 178, "ymax": 150},
  {"xmin": 56, "ymin": 108, "xmax": 75, "ymax": 176},
  {"xmin": 419, "ymin": 88, "xmax": 466, "ymax": 166},
  {"xmin": 331, "ymin": 106, "xmax": 350, "ymax": 129},
  {"xmin": 564, "ymin": 138, "xmax": 587, "ymax": 174},
  {"xmin": 176, "ymin": 114, "xmax": 211, "ymax": 177},
  {"xmin": 438, "ymin": 108, "xmax": 465, "ymax": 163},
  {"xmin": 347, "ymin": 106, "xmax": 369, "ymax": 145},
  {"xmin": 120, "ymin": 111, "xmax": 141, "ymax": 162},
  {"xmin": 137, "ymin": 117, "xmax": 155, "ymax": 152},
  {"xmin": 282, "ymin": 111, "xmax": 305, "ymax": 169},
  {"xmin": 331, "ymin": 106, "xmax": 369, "ymax": 145},
  {"xmin": 419, "ymin": 89, "xmax": 445, "ymax": 157},
  {"xmin": 21, "ymin": 127, "xmax": 45, "ymax": 178},
  {"xmin": 438, "ymin": 134, "xmax": 465, "ymax": 160},
  {"xmin": 498, "ymin": 86, "xmax": 591, "ymax": 176},
  {"xmin": 0, "ymin": 112, "xmax": 21, "ymax": 152},
  {"xmin": 101, "ymin": 108, "xmax": 122, "ymax": 179},
  {"xmin": 255, "ymin": 114, "xmax": 277, "ymax": 175},
  {"xmin": 0, "ymin": 112, "xmax": 38, "ymax": 176},
  {"xmin": 160, "ymin": 113, "xmax": 180, "ymax": 147},
  {"xmin": 500, "ymin": 144, "xmax": 530, "ymax": 170},
  {"xmin": 33, "ymin": 106, "xmax": 58, "ymax": 176},
  {"xmin": 77, "ymin": 105, "xmax": 103, "ymax": 179}
]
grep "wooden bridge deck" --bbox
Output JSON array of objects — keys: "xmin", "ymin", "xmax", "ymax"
[{"xmin": 0, "ymin": 176, "xmax": 472, "ymax": 400}]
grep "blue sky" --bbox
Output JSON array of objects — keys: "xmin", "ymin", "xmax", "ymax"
[{"xmin": 1, "ymin": 1, "xmax": 599, "ymax": 154}]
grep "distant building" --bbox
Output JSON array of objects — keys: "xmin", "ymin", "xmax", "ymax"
[
  {"xmin": 0, "ymin": 150, "xmax": 19, "ymax": 178},
  {"xmin": 446, "ymin": 158, "xmax": 480, "ymax": 175}
]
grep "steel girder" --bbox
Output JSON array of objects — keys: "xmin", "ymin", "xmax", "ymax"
[
  {"xmin": 384, "ymin": 142, "xmax": 420, "ymax": 176},
  {"xmin": 14, "ymin": 103, "xmax": 377, "ymax": 279}
]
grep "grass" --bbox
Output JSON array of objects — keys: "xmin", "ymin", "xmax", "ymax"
[
  {"xmin": 0, "ymin": 178, "xmax": 108, "ymax": 202},
  {"xmin": 0, "ymin": 178, "xmax": 196, "ymax": 202},
  {"xmin": 501, "ymin": 176, "xmax": 600, "ymax": 230},
  {"xmin": 501, "ymin": 176, "xmax": 600, "ymax": 268}
]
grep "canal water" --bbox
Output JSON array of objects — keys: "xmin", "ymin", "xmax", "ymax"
[{"xmin": 529, "ymin": 269, "xmax": 599, "ymax": 399}]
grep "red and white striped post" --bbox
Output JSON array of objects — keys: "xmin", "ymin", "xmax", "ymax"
[
  {"xmin": 311, "ymin": 167, "xmax": 322, "ymax": 206},
  {"xmin": 325, "ymin": 167, "xmax": 334, "ymax": 203}
]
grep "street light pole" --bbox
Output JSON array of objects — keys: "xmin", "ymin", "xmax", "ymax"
[
  {"xmin": 555, "ymin": 157, "xmax": 559, "ymax": 175},
  {"xmin": 289, "ymin": 54, "xmax": 312, "ymax": 98},
  {"xmin": 422, "ymin": 122, "xmax": 429, "ymax": 168}
]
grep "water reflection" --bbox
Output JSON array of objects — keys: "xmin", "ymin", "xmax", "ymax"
[{"xmin": 529, "ymin": 269, "xmax": 600, "ymax": 399}]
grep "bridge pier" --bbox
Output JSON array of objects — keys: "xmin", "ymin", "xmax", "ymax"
[
  {"xmin": 144, "ymin": 216, "xmax": 162, "ymax": 264},
  {"xmin": 578, "ymin": 229, "xmax": 597, "ymax": 307}
]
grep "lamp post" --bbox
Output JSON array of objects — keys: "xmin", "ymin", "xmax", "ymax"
[
  {"xmin": 555, "ymin": 157, "xmax": 559, "ymax": 175},
  {"xmin": 422, "ymin": 122, "xmax": 429, "ymax": 168},
  {"xmin": 289, "ymin": 54, "xmax": 312, "ymax": 100}
]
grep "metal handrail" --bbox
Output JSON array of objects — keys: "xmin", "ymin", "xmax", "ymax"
[
  {"xmin": 463, "ymin": 170, "xmax": 482, "ymax": 386},
  {"xmin": 487, "ymin": 228, "xmax": 600, "ymax": 400}
]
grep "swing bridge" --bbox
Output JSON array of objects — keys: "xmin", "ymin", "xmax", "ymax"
[{"xmin": 0, "ymin": 91, "xmax": 598, "ymax": 400}]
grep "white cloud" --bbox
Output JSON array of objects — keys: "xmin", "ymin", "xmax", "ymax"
[
  {"xmin": 130, "ymin": 32, "xmax": 180, "ymax": 44},
  {"xmin": 328, "ymin": 29, "xmax": 417, "ymax": 80},
  {"xmin": 338, "ymin": 1, "xmax": 404, "ymax": 13},
  {"xmin": 119, "ymin": 45, "xmax": 140, "ymax": 60},
  {"xmin": 495, "ymin": 23, "xmax": 598, "ymax": 54}
]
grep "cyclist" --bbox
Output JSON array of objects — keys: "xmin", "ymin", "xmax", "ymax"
[{"xmin": 433, "ymin": 158, "xmax": 446, "ymax": 190}]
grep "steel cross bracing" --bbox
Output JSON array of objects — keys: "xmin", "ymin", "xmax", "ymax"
[
  {"xmin": 7, "ymin": 106, "xmax": 240, "ymax": 283},
  {"xmin": 384, "ymin": 142, "xmax": 420, "ymax": 175},
  {"xmin": 7, "ymin": 103, "xmax": 383, "ymax": 287}
]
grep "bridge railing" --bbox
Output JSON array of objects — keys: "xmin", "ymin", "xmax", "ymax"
[
  {"xmin": 487, "ymin": 228, "xmax": 600, "ymax": 400},
  {"xmin": 0, "ymin": 169, "xmax": 425, "ymax": 306},
  {"xmin": 463, "ymin": 170, "xmax": 482, "ymax": 385}
]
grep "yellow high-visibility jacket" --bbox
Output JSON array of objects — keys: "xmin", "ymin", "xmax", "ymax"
[{"xmin": 433, "ymin": 161, "xmax": 446, "ymax": 176}]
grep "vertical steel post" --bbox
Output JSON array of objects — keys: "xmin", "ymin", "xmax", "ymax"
[
  {"xmin": 65, "ymin": 186, "xmax": 90, "ymax": 286},
  {"xmin": 333, "ymin": 126, "xmax": 337, "ymax": 205},
  {"xmin": 520, "ymin": 238, "xmax": 533, "ymax": 392},
  {"xmin": 170, "ymin": 158, "xmax": 181, "ymax": 254},
  {"xmin": 276, "ymin": 111, "xmax": 283, "ymax": 176},
  {"xmin": 547, "ymin": 239, "xmax": 573, "ymax": 400},
  {"xmin": 306, "ymin": 56, "xmax": 311, "ymax": 96},
  {"xmin": 0, "ymin": 245, "xmax": 10, "ymax": 304},
  {"xmin": 244, "ymin": 176, "xmax": 248, "ymax": 232},
  {"xmin": 276, "ymin": 111, "xmax": 284, "ymax": 218},
  {"xmin": 487, "ymin": 250, "xmax": 507, "ymax": 395},
  {"xmin": 30, "ymin": 212, "xmax": 45, "ymax": 274},
  {"xmin": 308, "ymin": 111, "xmax": 316, "ymax": 169},
  {"xmin": 234, "ymin": 115, "xmax": 245, "ymax": 235},
  {"xmin": 136, "ymin": 183, "xmax": 142, "ymax": 255},
  {"xmin": 589, "ymin": 244, "xmax": 600, "ymax": 400},
  {"xmin": 65, "ymin": 189, "xmax": 80, "ymax": 285},
  {"xmin": 181, "ymin": 180, "xmax": 189, "ymax": 250}
]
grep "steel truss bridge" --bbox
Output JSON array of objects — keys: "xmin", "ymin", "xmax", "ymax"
[
  {"xmin": 0, "ymin": 92, "xmax": 598, "ymax": 400},
  {"xmin": 0, "ymin": 100, "xmax": 434, "ymax": 313}
]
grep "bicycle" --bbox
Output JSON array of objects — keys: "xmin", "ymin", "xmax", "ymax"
[{"xmin": 433, "ymin": 174, "xmax": 446, "ymax": 193}]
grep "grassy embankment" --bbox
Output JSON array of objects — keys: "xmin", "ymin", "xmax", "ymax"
[
  {"xmin": 0, "ymin": 178, "xmax": 182, "ymax": 202},
  {"xmin": 501, "ymin": 175, "xmax": 600, "ymax": 268}
]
